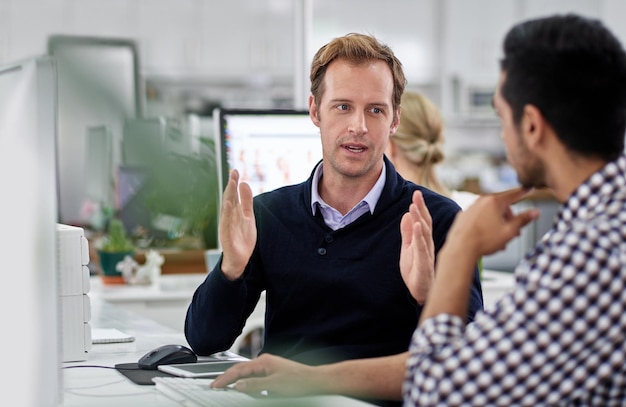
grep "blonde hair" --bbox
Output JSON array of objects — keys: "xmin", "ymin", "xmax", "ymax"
[{"xmin": 391, "ymin": 91, "xmax": 450, "ymax": 196}]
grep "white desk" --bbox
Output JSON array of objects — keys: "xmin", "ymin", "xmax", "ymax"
[
  {"xmin": 88, "ymin": 274, "xmax": 206, "ymax": 332},
  {"xmin": 89, "ymin": 269, "xmax": 515, "ymax": 349},
  {"xmin": 62, "ymin": 298, "xmax": 374, "ymax": 406},
  {"xmin": 62, "ymin": 298, "xmax": 192, "ymax": 407},
  {"xmin": 89, "ymin": 274, "xmax": 266, "ymax": 355},
  {"xmin": 67, "ymin": 272, "xmax": 516, "ymax": 406}
]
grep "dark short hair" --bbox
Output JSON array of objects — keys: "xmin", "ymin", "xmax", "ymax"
[
  {"xmin": 310, "ymin": 33, "xmax": 406, "ymax": 113},
  {"xmin": 500, "ymin": 14, "xmax": 626, "ymax": 160}
]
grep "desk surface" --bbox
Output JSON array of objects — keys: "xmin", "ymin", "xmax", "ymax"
[
  {"xmin": 88, "ymin": 273, "xmax": 267, "ymax": 351},
  {"xmin": 62, "ymin": 297, "xmax": 373, "ymax": 406},
  {"xmin": 89, "ymin": 273, "xmax": 207, "ymax": 302},
  {"xmin": 90, "ymin": 270, "xmax": 512, "ymax": 304},
  {"xmin": 68, "ymin": 272, "xmax": 516, "ymax": 406},
  {"xmin": 62, "ymin": 298, "xmax": 188, "ymax": 406}
]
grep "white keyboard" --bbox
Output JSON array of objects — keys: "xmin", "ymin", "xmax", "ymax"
[{"xmin": 152, "ymin": 377, "xmax": 258, "ymax": 407}]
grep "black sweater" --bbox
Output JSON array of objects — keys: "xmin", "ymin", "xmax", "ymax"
[{"xmin": 185, "ymin": 158, "xmax": 484, "ymax": 365}]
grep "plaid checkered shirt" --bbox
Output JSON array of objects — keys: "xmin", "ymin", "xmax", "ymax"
[{"xmin": 404, "ymin": 154, "xmax": 626, "ymax": 406}]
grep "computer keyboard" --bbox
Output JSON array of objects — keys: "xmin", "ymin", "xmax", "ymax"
[{"xmin": 152, "ymin": 377, "xmax": 258, "ymax": 406}]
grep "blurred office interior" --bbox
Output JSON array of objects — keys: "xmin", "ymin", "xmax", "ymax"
[{"xmin": 1, "ymin": 0, "xmax": 624, "ymax": 270}]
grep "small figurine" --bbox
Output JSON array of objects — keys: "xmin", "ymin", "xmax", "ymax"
[
  {"xmin": 118, "ymin": 249, "xmax": 165, "ymax": 285},
  {"xmin": 133, "ymin": 250, "xmax": 165, "ymax": 285},
  {"xmin": 116, "ymin": 255, "xmax": 138, "ymax": 283}
]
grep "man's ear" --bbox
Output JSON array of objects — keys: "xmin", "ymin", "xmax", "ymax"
[
  {"xmin": 309, "ymin": 95, "xmax": 320, "ymax": 127},
  {"xmin": 521, "ymin": 104, "xmax": 545, "ymax": 150},
  {"xmin": 390, "ymin": 107, "xmax": 401, "ymax": 135}
]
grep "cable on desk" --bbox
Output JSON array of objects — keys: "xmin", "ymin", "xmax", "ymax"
[{"xmin": 63, "ymin": 364, "xmax": 143, "ymax": 371}]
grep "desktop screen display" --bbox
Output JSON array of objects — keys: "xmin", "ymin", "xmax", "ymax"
[
  {"xmin": 213, "ymin": 108, "xmax": 322, "ymax": 197},
  {"xmin": 0, "ymin": 56, "xmax": 60, "ymax": 406}
]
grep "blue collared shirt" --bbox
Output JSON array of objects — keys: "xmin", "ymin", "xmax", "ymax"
[{"xmin": 310, "ymin": 161, "xmax": 386, "ymax": 230}]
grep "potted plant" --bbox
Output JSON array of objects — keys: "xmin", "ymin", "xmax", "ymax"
[
  {"xmin": 97, "ymin": 218, "xmax": 135, "ymax": 284},
  {"xmin": 142, "ymin": 136, "xmax": 220, "ymax": 250}
]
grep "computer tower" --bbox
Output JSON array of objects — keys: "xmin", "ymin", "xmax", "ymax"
[{"xmin": 57, "ymin": 224, "xmax": 92, "ymax": 362}]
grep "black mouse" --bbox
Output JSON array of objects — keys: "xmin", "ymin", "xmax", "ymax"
[{"xmin": 138, "ymin": 344, "xmax": 197, "ymax": 370}]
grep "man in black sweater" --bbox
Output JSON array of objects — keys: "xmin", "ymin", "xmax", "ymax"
[{"xmin": 186, "ymin": 32, "xmax": 483, "ymax": 403}]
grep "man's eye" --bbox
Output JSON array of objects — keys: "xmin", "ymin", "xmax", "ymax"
[
  {"xmin": 338, "ymin": 104, "xmax": 349, "ymax": 111},
  {"xmin": 372, "ymin": 107, "xmax": 381, "ymax": 114}
]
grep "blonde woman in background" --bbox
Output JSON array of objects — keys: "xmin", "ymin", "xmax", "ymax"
[{"xmin": 386, "ymin": 90, "xmax": 479, "ymax": 210}]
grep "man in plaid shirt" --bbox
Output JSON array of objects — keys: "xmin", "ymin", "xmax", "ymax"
[
  {"xmin": 211, "ymin": 13, "xmax": 626, "ymax": 406},
  {"xmin": 403, "ymin": 13, "xmax": 626, "ymax": 406}
]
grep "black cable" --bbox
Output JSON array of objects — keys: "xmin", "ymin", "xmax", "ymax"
[{"xmin": 62, "ymin": 365, "xmax": 142, "ymax": 371}]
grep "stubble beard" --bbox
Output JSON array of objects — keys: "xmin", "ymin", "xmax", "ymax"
[{"xmin": 517, "ymin": 155, "xmax": 547, "ymax": 189}]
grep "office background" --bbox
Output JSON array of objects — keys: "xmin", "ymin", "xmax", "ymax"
[
  {"xmin": 3, "ymin": 0, "xmax": 625, "ymax": 112},
  {"xmin": 5, "ymin": 0, "xmax": 623, "ymax": 171},
  {"xmin": 2, "ymin": 0, "xmax": 625, "ymax": 268},
  {"xmin": 2, "ymin": 4, "xmax": 623, "ymax": 406}
]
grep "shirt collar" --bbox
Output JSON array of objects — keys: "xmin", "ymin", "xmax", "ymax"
[
  {"xmin": 558, "ymin": 153, "xmax": 626, "ymax": 228},
  {"xmin": 310, "ymin": 161, "xmax": 387, "ymax": 215}
]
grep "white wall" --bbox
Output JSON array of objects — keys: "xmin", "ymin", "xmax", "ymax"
[
  {"xmin": 0, "ymin": 0, "xmax": 296, "ymax": 81},
  {"xmin": 1, "ymin": 0, "xmax": 625, "ymax": 112}
]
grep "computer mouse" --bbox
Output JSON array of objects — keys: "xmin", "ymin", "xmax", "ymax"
[{"xmin": 138, "ymin": 344, "xmax": 197, "ymax": 370}]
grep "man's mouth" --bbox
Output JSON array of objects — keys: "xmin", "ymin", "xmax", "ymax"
[{"xmin": 344, "ymin": 145, "xmax": 366, "ymax": 153}]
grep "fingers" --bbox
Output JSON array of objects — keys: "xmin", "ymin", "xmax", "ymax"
[
  {"xmin": 492, "ymin": 188, "xmax": 540, "ymax": 237},
  {"xmin": 409, "ymin": 215, "xmax": 426, "ymax": 256},
  {"xmin": 490, "ymin": 208, "xmax": 539, "ymax": 253},
  {"xmin": 211, "ymin": 354, "xmax": 305, "ymax": 396},
  {"xmin": 211, "ymin": 359, "xmax": 267, "ymax": 389},
  {"xmin": 510, "ymin": 208, "xmax": 540, "ymax": 231},
  {"xmin": 223, "ymin": 170, "xmax": 240, "ymax": 204},
  {"xmin": 221, "ymin": 169, "xmax": 253, "ymax": 218},
  {"xmin": 448, "ymin": 187, "xmax": 540, "ymax": 257},
  {"xmin": 400, "ymin": 191, "xmax": 434, "ymax": 259},
  {"xmin": 400, "ymin": 212, "xmax": 414, "ymax": 248},
  {"xmin": 410, "ymin": 191, "xmax": 433, "ymax": 252},
  {"xmin": 400, "ymin": 197, "xmax": 436, "ymax": 303},
  {"xmin": 238, "ymin": 181, "xmax": 254, "ymax": 219},
  {"xmin": 400, "ymin": 194, "xmax": 429, "ymax": 250},
  {"xmin": 493, "ymin": 186, "xmax": 534, "ymax": 206},
  {"xmin": 232, "ymin": 377, "xmax": 273, "ymax": 394},
  {"xmin": 412, "ymin": 190, "xmax": 432, "ymax": 228}
]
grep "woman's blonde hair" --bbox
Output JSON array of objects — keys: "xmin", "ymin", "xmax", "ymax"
[{"xmin": 392, "ymin": 91, "xmax": 449, "ymax": 195}]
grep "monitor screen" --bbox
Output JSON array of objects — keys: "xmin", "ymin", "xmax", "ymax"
[
  {"xmin": 116, "ymin": 165, "xmax": 153, "ymax": 237},
  {"xmin": 0, "ymin": 56, "xmax": 61, "ymax": 406},
  {"xmin": 213, "ymin": 108, "xmax": 322, "ymax": 198}
]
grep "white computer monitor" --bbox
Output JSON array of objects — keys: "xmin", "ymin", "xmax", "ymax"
[
  {"xmin": 213, "ymin": 108, "xmax": 322, "ymax": 198},
  {"xmin": 0, "ymin": 56, "xmax": 61, "ymax": 406}
]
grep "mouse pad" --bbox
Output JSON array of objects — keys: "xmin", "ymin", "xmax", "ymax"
[{"xmin": 114, "ymin": 363, "xmax": 176, "ymax": 385}]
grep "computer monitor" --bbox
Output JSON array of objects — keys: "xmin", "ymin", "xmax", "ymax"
[
  {"xmin": 213, "ymin": 108, "xmax": 322, "ymax": 198},
  {"xmin": 116, "ymin": 165, "xmax": 159, "ymax": 239},
  {"xmin": 0, "ymin": 56, "xmax": 61, "ymax": 406},
  {"xmin": 85, "ymin": 125, "xmax": 113, "ymax": 214},
  {"xmin": 49, "ymin": 35, "xmax": 142, "ymax": 226}
]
